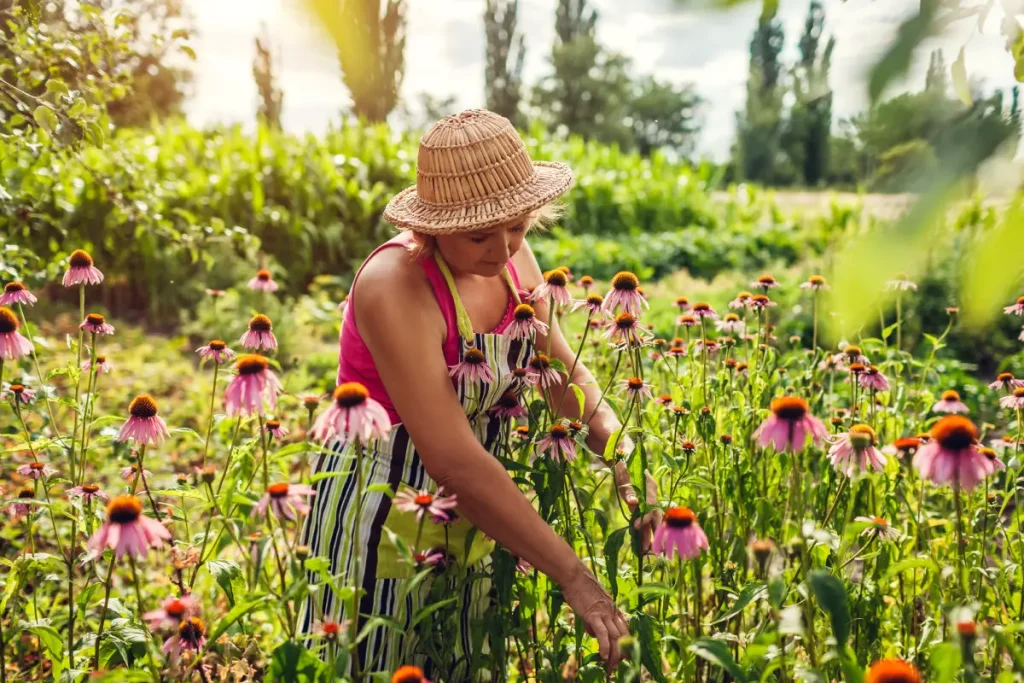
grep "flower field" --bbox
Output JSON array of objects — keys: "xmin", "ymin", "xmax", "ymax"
[{"xmin": 3, "ymin": 236, "xmax": 1024, "ymax": 683}]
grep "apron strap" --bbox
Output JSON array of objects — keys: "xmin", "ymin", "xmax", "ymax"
[{"xmin": 433, "ymin": 251, "xmax": 520, "ymax": 342}]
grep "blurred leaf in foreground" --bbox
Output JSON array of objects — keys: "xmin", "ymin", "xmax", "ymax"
[{"xmin": 868, "ymin": 0, "xmax": 937, "ymax": 104}]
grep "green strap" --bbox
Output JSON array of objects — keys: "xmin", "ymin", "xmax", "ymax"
[{"xmin": 434, "ymin": 251, "xmax": 520, "ymax": 342}]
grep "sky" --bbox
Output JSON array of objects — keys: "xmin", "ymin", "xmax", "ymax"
[{"xmin": 181, "ymin": 0, "xmax": 1019, "ymax": 160}]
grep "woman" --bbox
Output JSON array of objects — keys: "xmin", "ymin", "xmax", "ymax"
[{"xmin": 298, "ymin": 109, "xmax": 660, "ymax": 679}]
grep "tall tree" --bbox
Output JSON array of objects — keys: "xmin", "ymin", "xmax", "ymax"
[
  {"xmin": 484, "ymin": 0, "xmax": 525, "ymax": 126},
  {"xmin": 336, "ymin": 0, "xmax": 406, "ymax": 122},
  {"xmin": 924, "ymin": 49, "xmax": 948, "ymax": 96},
  {"xmin": 253, "ymin": 25, "xmax": 283, "ymax": 129},
  {"xmin": 734, "ymin": 5, "xmax": 786, "ymax": 183},
  {"xmin": 787, "ymin": 0, "xmax": 834, "ymax": 185}
]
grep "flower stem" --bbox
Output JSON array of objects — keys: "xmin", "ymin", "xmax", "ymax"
[
  {"xmin": 199, "ymin": 363, "xmax": 219, "ymax": 469},
  {"xmin": 584, "ymin": 350, "xmax": 623, "ymax": 424},
  {"xmin": 349, "ymin": 441, "xmax": 366, "ymax": 676},
  {"xmin": 554, "ymin": 310, "xmax": 593, "ymax": 416},
  {"xmin": 69, "ymin": 284, "xmax": 85, "ymax": 482},
  {"xmin": 17, "ymin": 302, "xmax": 64, "ymax": 442},
  {"xmin": 93, "ymin": 556, "xmax": 117, "ymax": 670},
  {"xmin": 954, "ymin": 482, "xmax": 968, "ymax": 599}
]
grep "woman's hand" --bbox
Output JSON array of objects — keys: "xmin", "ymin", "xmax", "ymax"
[
  {"xmin": 561, "ymin": 561, "xmax": 630, "ymax": 672},
  {"xmin": 613, "ymin": 461, "xmax": 663, "ymax": 555}
]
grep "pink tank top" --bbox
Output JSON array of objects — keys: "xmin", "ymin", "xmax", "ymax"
[{"xmin": 337, "ymin": 234, "xmax": 523, "ymax": 424}]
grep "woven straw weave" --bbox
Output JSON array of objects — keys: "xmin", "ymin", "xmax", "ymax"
[{"xmin": 383, "ymin": 109, "xmax": 573, "ymax": 234}]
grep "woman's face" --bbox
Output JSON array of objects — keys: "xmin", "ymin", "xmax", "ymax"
[{"xmin": 435, "ymin": 214, "xmax": 530, "ymax": 277}]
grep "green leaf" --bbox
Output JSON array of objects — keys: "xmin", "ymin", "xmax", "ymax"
[
  {"xmin": 409, "ymin": 597, "xmax": 458, "ymax": 628},
  {"xmin": 633, "ymin": 612, "xmax": 668, "ymax": 683},
  {"xmin": 180, "ymin": 45, "xmax": 197, "ymax": 60},
  {"xmin": 33, "ymin": 106, "xmax": 58, "ymax": 134},
  {"xmin": 550, "ymin": 357, "xmax": 568, "ymax": 374},
  {"xmin": 951, "ymin": 47, "xmax": 972, "ymax": 106},
  {"xmin": 690, "ymin": 637, "xmax": 747, "ymax": 683},
  {"xmin": 961, "ymin": 201, "xmax": 1024, "ymax": 328},
  {"xmin": 884, "ymin": 557, "xmax": 937, "ymax": 579},
  {"xmin": 711, "ymin": 581, "xmax": 765, "ymax": 625},
  {"xmin": 838, "ymin": 648, "xmax": 865, "ymax": 683},
  {"xmin": 572, "ymin": 383, "xmax": 586, "ymax": 417},
  {"xmin": 929, "ymin": 642, "xmax": 961, "ymax": 683},
  {"xmin": 808, "ymin": 570, "xmax": 851, "ymax": 650},
  {"xmin": 207, "ymin": 560, "xmax": 243, "ymax": 607},
  {"xmin": 45, "ymin": 79, "xmax": 70, "ymax": 97},
  {"xmin": 867, "ymin": 2, "xmax": 936, "ymax": 103},
  {"xmin": 29, "ymin": 625, "xmax": 64, "ymax": 678},
  {"xmin": 208, "ymin": 597, "xmax": 270, "ymax": 643},
  {"xmin": 989, "ymin": 627, "xmax": 1024, "ymax": 673},
  {"xmin": 604, "ymin": 527, "xmax": 628, "ymax": 599},
  {"xmin": 364, "ymin": 482, "xmax": 393, "ymax": 497},
  {"xmin": 267, "ymin": 640, "xmax": 328, "ymax": 682}
]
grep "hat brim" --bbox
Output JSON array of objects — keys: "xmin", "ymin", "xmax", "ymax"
[{"xmin": 382, "ymin": 161, "xmax": 573, "ymax": 234}]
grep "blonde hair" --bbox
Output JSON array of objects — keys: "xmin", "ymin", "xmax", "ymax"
[{"xmin": 405, "ymin": 202, "xmax": 563, "ymax": 260}]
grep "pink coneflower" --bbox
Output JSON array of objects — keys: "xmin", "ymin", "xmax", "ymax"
[
  {"xmin": 1019, "ymin": 326, "xmax": 1024, "ymax": 343},
  {"xmin": 532, "ymin": 269, "xmax": 572, "ymax": 308},
  {"xmin": 240, "ymin": 314, "xmax": 277, "ymax": 351},
  {"xmin": 0, "ymin": 282, "xmax": 37, "ymax": 306},
  {"xmin": 490, "ymin": 391, "xmax": 527, "ymax": 420},
  {"xmin": 88, "ymin": 495, "xmax": 171, "ymax": 560},
  {"xmin": 313, "ymin": 619, "xmax": 349, "ymax": 642},
  {"xmin": 196, "ymin": 340, "xmax": 236, "ymax": 364},
  {"xmin": 3, "ymin": 383, "xmax": 35, "ymax": 405},
  {"xmin": 677, "ymin": 314, "xmax": 699, "ymax": 328},
  {"xmin": 120, "ymin": 464, "xmax": 153, "ymax": 482},
  {"xmin": 527, "ymin": 354, "xmax": 561, "ymax": 389},
  {"xmin": 854, "ymin": 516, "xmax": 900, "ymax": 542},
  {"xmin": 205, "ymin": 288, "xmax": 226, "ymax": 298},
  {"xmin": 653, "ymin": 507, "xmax": 708, "ymax": 561},
  {"xmin": 506, "ymin": 303, "xmax": 549, "ymax": 340},
  {"xmin": 818, "ymin": 356, "xmax": 841, "ymax": 372},
  {"xmin": 886, "ymin": 274, "xmax": 917, "ymax": 292},
  {"xmin": 991, "ymin": 434, "xmax": 1018, "ymax": 452},
  {"xmin": 749, "ymin": 294, "xmax": 776, "ymax": 311},
  {"xmin": 933, "ymin": 390, "xmax": 969, "ymax": 414},
  {"xmin": 116, "ymin": 395, "xmax": 170, "ymax": 446},
  {"xmin": 67, "ymin": 484, "xmax": 108, "ymax": 504},
  {"xmin": 999, "ymin": 387, "xmax": 1024, "ymax": 410},
  {"xmin": 694, "ymin": 339, "xmax": 719, "ymax": 356},
  {"xmin": 10, "ymin": 488, "xmax": 34, "ymax": 518},
  {"xmin": 1004, "ymin": 296, "xmax": 1024, "ymax": 316},
  {"xmin": 162, "ymin": 617, "xmax": 207, "ymax": 661},
  {"xmin": 752, "ymin": 274, "xmax": 779, "ymax": 291},
  {"xmin": 828, "ymin": 424, "xmax": 887, "ymax": 476},
  {"xmin": 515, "ymin": 557, "xmax": 532, "ymax": 575},
  {"xmin": 82, "ymin": 355, "xmax": 113, "ymax": 375},
  {"xmin": 715, "ymin": 313, "xmax": 745, "ymax": 334},
  {"xmin": 605, "ymin": 312, "xmax": 651, "ymax": 348},
  {"xmin": 734, "ymin": 362, "xmax": 749, "ymax": 376},
  {"xmin": 620, "ymin": 376, "xmax": 653, "ymax": 402},
  {"xmin": 17, "ymin": 461, "xmax": 56, "ymax": 480},
  {"xmin": 578, "ymin": 275, "xmax": 594, "ymax": 293},
  {"xmin": 392, "ymin": 665, "xmax": 432, "ymax": 683},
  {"xmin": 979, "ymin": 447, "xmax": 1006, "ymax": 473},
  {"xmin": 991, "ymin": 372, "xmax": 1024, "ymax": 391},
  {"xmin": 887, "ymin": 437, "xmax": 922, "ymax": 458},
  {"xmin": 0, "ymin": 307, "xmax": 33, "ymax": 360},
  {"xmin": 144, "ymin": 594, "xmax": 198, "ymax": 629},
  {"xmin": 62, "ymin": 249, "xmax": 104, "ymax": 287},
  {"xmin": 514, "ymin": 425, "xmax": 531, "ymax": 441},
  {"xmin": 833, "ymin": 345, "xmax": 869, "ymax": 367},
  {"xmin": 859, "ymin": 366, "xmax": 890, "ymax": 392},
  {"xmin": 80, "ymin": 313, "xmax": 114, "ymax": 336},
  {"xmin": 800, "ymin": 275, "xmax": 829, "ymax": 291},
  {"xmin": 255, "ymin": 482, "xmax": 316, "ymax": 521},
  {"xmin": 431, "ymin": 505, "xmax": 460, "ymax": 525},
  {"xmin": 536, "ymin": 423, "xmax": 578, "ymax": 463},
  {"xmin": 248, "ymin": 269, "xmax": 279, "ymax": 292},
  {"xmin": 603, "ymin": 272, "xmax": 648, "ymax": 316},
  {"xmin": 411, "ymin": 549, "xmax": 445, "ymax": 567},
  {"xmin": 505, "ymin": 367, "xmax": 539, "ymax": 391},
  {"xmin": 310, "ymin": 382, "xmax": 391, "ymax": 444},
  {"xmin": 449, "ymin": 347, "xmax": 496, "ymax": 385},
  {"xmin": 394, "ymin": 486, "xmax": 458, "ymax": 522},
  {"xmin": 691, "ymin": 302, "xmax": 718, "ymax": 320},
  {"xmin": 224, "ymin": 354, "xmax": 282, "ymax": 416},
  {"xmin": 265, "ymin": 419, "xmax": 289, "ymax": 439},
  {"xmin": 729, "ymin": 292, "xmax": 753, "ymax": 309},
  {"xmin": 754, "ymin": 396, "xmax": 827, "ymax": 453},
  {"xmin": 666, "ymin": 344, "xmax": 687, "ymax": 358},
  {"xmin": 571, "ymin": 293, "xmax": 604, "ymax": 316},
  {"xmin": 913, "ymin": 416, "xmax": 996, "ymax": 490},
  {"xmin": 655, "ymin": 394, "xmax": 673, "ymax": 407}
]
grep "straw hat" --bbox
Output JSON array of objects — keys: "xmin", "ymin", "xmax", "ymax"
[{"xmin": 383, "ymin": 109, "xmax": 573, "ymax": 234}]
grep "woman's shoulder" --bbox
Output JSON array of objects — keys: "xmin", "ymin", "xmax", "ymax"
[{"xmin": 354, "ymin": 242, "xmax": 429, "ymax": 305}]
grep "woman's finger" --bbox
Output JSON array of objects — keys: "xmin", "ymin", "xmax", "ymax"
[
  {"xmin": 614, "ymin": 462, "xmax": 638, "ymax": 507},
  {"xmin": 604, "ymin": 615, "xmax": 622, "ymax": 670},
  {"xmin": 590, "ymin": 617, "xmax": 610, "ymax": 662},
  {"xmin": 614, "ymin": 610, "xmax": 630, "ymax": 636},
  {"xmin": 644, "ymin": 468, "xmax": 659, "ymax": 505}
]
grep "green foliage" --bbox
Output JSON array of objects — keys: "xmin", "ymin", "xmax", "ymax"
[{"xmin": 484, "ymin": 0, "xmax": 526, "ymax": 126}]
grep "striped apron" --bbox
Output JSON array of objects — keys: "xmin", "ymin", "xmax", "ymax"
[{"xmin": 298, "ymin": 252, "xmax": 533, "ymax": 680}]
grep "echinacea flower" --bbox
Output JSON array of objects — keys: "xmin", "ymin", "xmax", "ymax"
[
  {"xmin": 855, "ymin": 516, "xmax": 900, "ymax": 542},
  {"xmin": 88, "ymin": 495, "xmax": 172, "ymax": 560},
  {"xmin": 82, "ymin": 355, "xmax": 113, "ymax": 375},
  {"xmin": 205, "ymin": 288, "xmax": 226, "ymax": 298},
  {"xmin": 978, "ymin": 446, "xmax": 1006, "ymax": 473},
  {"xmin": 694, "ymin": 339, "xmax": 719, "ymax": 355},
  {"xmin": 578, "ymin": 275, "xmax": 594, "ymax": 293},
  {"xmin": 605, "ymin": 312, "xmax": 650, "ymax": 348},
  {"xmin": 411, "ymin": 549, "xmax": 445, "ymax": 567},
  {"xmin": 620, "ymin": 376, "xmax": 653, "ymax": 402},
  {"xmin": 314, "ymin": 619, "xmax": 348, "ymax": 642},
  {"xmin": 800, "ymin": 275, "xmax": 829, "ymax": 291},
  {"xmin": 655, "ymin": 394, "xmax": 673, "ymax": 407},
  {"xmin": 715, "ymin": 313, "xmax": 745, "ymax": 334},
  {"xmin": 729, "ymin": 292, "xmax": 752, "ymax": 309},
  {"xmin": 3, "ymin": 383, "xmax": 35, "ymax": 405},
  {"xmin": 62, "ymin": 249, "xmax": 104, "ymax": 287},
  {"xmin": 265, "ymin": 419, "xmax": 288, "ymax": 439},
  {"xmin": 67, "ymin": 484, "xmax": 108, "ymax": 503},
  {"xmin": 144, "ymin": 594, "xmax": 198, "ymax": 629},
  {"xmin": 754, "ymin": 396, "xmax": 827, "ymax": 453},
  {"xmin": 0, "ymin": 282, "xmax": 37, "ymax": 307},
  {"xmin": 991, "ymin": 434, "xmax": 1018, "ymax": 452},
  {"xmin": 653, "ymin": 507, "xmax": 708, "ymax": 561},
  {"xmin": 535, "ymin": 423, "xmax": 578, "ymax": 463},
  {"xmin": 394, "ymin": 486, "xmax": 458, "ymax": 522},
  {"xmin": 913, "ymin": 415, "xmax": 996, "ymax": 490},
  {"xmin": 673, "ymin": 296, "xmax": 691, "ymax": 312},
  {"xmin": 17, "ymin": 461, "xmax": 56, "ymax": 480},
  {"xmin": 1000, "ymin": 387, "xmax": 1024, "ymax": 410},
  {"xmin": 116, "ymin": 395, "xmax": 170, "ymax": 446},
  {"xmin": 392, "ymin": 665, "xmax": 432, "ymax": 683},
  {"xmin": 449, "ymin": 347, "xmax": 496, "ymax": 385},
  {"xmin": 0, "ymin": 307, "xmax": 33, "ymax": 360},
  {"xmin": 197, "ymin": 340, "xmax": 236, "ymax": 364},
  {"xmin": 859, "ymin": 365, "xmax": 890, "ymax": 392},
  {"xmin": 489, "ymin": 391, "xmax": 527, "ymax": 420},
  {"xmin": 240, "ymin": 314, "xmax": 277, "ymax": 351},
  {"xmin": 526, "ymin": 354, "xmax": 561, "ymax": 389},
  {"xmin": 506, "ymin": 303, "xmax": 549, "ymax": 340},
  {"xmin": 828, "ymin": 424, "xmax": 886, "ymax": 476},
  {"xmin": 162, "ymin": 617, "xmax": 207, "ymax": 661},
  {"xmin": 505, "ymin": 367, "xmax": 539, "ymax": 391},
  {"xmin": 752, "ymin": 274, "xmax": 779, "ymax": 291},
  {"xmin": 572, "ymin": 293, "xmax": 604, "ymax": 316},
  {"xmin": 532, "ymin": 269, "xmax": 572, "ymax": 308},
  {"xmin": 121, "ymin": 464, "xmax": 153, "ymax": 482},
  {"xmin": 990, "ymin": 372, "xmax": 1024, "ymax": 391},
  {"xmin": 677, "ymin": 314, "xmax": 699, "ymax": 328},
  {"xmin": 887, "ymin": 437, "xmax": 921, "ymax": 458},
  {"xmin": 224, "ymin": 354, "xmax": 282, "ymax": 416},
  {"xmin": 1003, "ymin": 296, "xmax": 1024, "ymax": 316},
  {"xmin": 248, "ymin": 269, "xmax": 279, "ymax": 292},
  {"xmin": 933, "ymin": 390, "xmax": 969, "ymax": 415},
  {"xmin": 864, "ymin": 658, "xmax": 920, "ymax": 683},
  {"xmin": 9, "ymin": 488, "xmax": 34, "ymax": 518},
  {"xmin": 255, "ymin": 482, "xmax": 316, "ymax": 520},
  {"xmin": 515, "ymin": 557, "xmax": 532, "ymax": 574},
  {"xmin": 79, "ymin": 313, "xmax": 114, "ymax": 336},
  {"xmin": 603, "ymin": 272, "xmax": 648, "ymax": 316},
  {"xmin": 690, "ymin": 302, "xmax": 718, "ymax": 319},
  {"xmin": 834, "ymin": 345, "xmax": 869, "ymax": 366},
  {"xmin": 310, "ymin": 382, "xmax": 391, "ymax": 445},
  {"xmin": 666, "ymin": 344, "xmax": 687, "ymax": 358},
  {"xmin": 514, "ymin": 425, "xmax": 531, "ymax": 440},
  {"xmin": 886, "ymin": 274, "xmax": 918, "ymax": 292}
]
